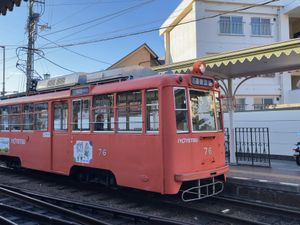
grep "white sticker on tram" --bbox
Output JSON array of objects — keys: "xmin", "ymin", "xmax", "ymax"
[
  {"xmin": 11, "ymin": 138, "xmax": 26, "ymax": 145},
  {"xmin": 43, "ymin": 132, "xmax": 51, "ymax": 138},
  {"xmin": 0, "ymin": 137, "xmax": 9, "ymax": 153},
  {"xmin": 177, "ymin": 138, "xmax": 199, "ymax": 144},
  {"xmin": 74, "ymin": 140, "xmax": 93, "ymax": 164}
]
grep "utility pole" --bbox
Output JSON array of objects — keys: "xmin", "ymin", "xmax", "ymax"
[
  {"xmin": 0, "ymin": 46, "xmax": 5, "ymax": 96},
  {"xmin": 26, "ymin": 0, "xmax": 40, "ymax": 93}
]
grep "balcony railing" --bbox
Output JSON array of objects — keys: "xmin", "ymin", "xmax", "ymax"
[
  {"xmin": 235, "ymin": 104, "xmax": 247, "ymax": 112},
  {"xmin": 222, "ymin": 104, "xmax": 276, "ymax": 112},
  {"xmin": 253, "ymin": 104, "xmax": 274, "ymax": 111}
]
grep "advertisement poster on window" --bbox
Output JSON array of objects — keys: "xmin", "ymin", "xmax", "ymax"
[
  {"xmin": 0, "ymin": 138, "xmax": 9, "ymax": 153},
  {"xmin": 73, "ymin": 140, "xmax": 93, "ymax": 164}
]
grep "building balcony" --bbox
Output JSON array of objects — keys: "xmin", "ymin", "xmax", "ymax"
[{"xmin": 222, "ymin": 104, "xmax": 277, "ymax": 112}]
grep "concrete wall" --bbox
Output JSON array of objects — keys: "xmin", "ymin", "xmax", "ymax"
[
  {"xmin": 224, "ymin": 109, "xmax": 300, "ymax": 156},
  {"xmin": 169, "ymin": 2, "xmax": 197, "ymax": 63},
  {"xmin": 195, "ymin": 1, "xmax": 280, "ymax": 57},
  {"xmin": 285, "ymin": 89, "xmax": 300, "ymax": 103}
]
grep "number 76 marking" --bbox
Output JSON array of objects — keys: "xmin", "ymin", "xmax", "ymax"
[{"xmin": 204, "ymin": 147, "xmax": 213, "ymax": 155}]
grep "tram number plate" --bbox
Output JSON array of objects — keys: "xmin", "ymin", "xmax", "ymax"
[
  {"xmin": 203, "ymin": 147, "xmax": 214, "ymax": 163},
  {"xmin": 204, "ymin": 147, "xmax": 213, "ymax": 156}
]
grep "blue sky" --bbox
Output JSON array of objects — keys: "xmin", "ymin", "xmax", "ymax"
[{"xmin": 0, "ymin": 0, "xmax": 181, "ymax": 93}]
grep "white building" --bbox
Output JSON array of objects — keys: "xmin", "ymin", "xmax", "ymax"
[{"xmin": 160, "ymin": 0, "xmax": 300, "ymax": 109}]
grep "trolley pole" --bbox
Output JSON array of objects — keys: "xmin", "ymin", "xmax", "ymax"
[{"xmin": 0, "ymin": 46, "xmax": 5, "ymax": 96}]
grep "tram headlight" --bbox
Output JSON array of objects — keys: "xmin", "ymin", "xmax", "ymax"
[{"xmin": 192, "ymin": 60, "xmax": 206, "ymax": 75}]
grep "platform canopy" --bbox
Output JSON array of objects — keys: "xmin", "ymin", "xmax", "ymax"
[{"xmin": 153, "ymin": 38, "xmax": 300, "ymax": 80}]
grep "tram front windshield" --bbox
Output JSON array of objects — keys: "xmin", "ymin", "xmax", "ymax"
[
  {"xmin": 189, "ymin": 90, "xmax": 216, "ymax": 132},
  {"xmin": 174, "ymin": 88, "xmax": 222, "ymax": 133}
]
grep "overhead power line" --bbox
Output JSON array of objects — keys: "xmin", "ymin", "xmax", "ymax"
[
  {"xmin": 52, "ymin": 7, "xmax": 188, "ymax": 45},
  {"xmin": 43, "ymin": 0, "xmax": 154, "ymax": 37},
  {"xmin": 35, "ymin": 1, "xmax": 153, "ymax": 74},
  {"xmin": 38, "ymin": 35, "xmax": 112, "ymax": 65},
  {"xmin": 35, "ymin": 51, "xmax": 76, "ymax": 73},
  {"xmin": 46, "ymin": 0, "xmax": 146, "ymax": 7},
  {"xmin": 40, "ymin": 0, "xmax": 278, "ymax": 50}
]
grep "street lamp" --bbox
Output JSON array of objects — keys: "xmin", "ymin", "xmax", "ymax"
[{"xmin": 0, "ymin": 46, "xmax": 5, "ymax": 96}]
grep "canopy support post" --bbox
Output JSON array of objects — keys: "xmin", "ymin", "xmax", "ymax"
[{"xmin": 228, "ymin": 78, "xmax": 236, "ymax": 164}]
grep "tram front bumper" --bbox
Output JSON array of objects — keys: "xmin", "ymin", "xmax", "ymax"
[{"xmin": 175, "ymin": 165, "xmax": 229, "ymax": 182}]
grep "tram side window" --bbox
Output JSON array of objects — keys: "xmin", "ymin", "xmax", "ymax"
[
  {"xmin": 92, "ymin": 94, "xmax": 114, "ymax": 131},
  {"xmin": 35, "ymin": 103, "xmax": 48, "ymax": 131},
  {"xmin": 174, "ymin": 88, "xmax": 189, "ymax": 132},
  {"xmin": 117, "ymin": 91, "xmax": 142, "ymax": 132},
  {"xmin": 0, "ymin": 106, "xmax": 10, "ymax": 131},
  {"xmin": 146, "ymin": 89, "xmax": 159, "ymax": 132},
  {"xmin": 54, "ymin": 102, "xmax": 68, "ymax": 131},
  {"xmin": 23, "ymin": 103, "xmax": 34, "ymax": 130},
  {"xmin": 11, "ymin": 105, "xmax": 21, "ymax": 131},
  {"xmin": 72, "ymin": 99, "xmax": 90, "ymax": 131}
]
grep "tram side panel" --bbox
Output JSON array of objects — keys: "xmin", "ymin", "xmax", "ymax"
[
  {"xmin": 52, "ymin": 130, "xmax": 72, "ymax": 173},
  {"xmin": 67, "ymin": 90, "xmax": 164, "ymax": 193},
  {"xmin": 22, "ymin": 131, "xmax": 52, "ymax": 171},
  {"xmin": 87, "ymin": 133, "xmax": 164, "ymax": 193},
  {"xmin": 65, "ymin": 130, "xmax": 164, "ymax": 193},
  {"xmin": 50, "ymin": 92, "xmax": 164, "ymax": 193},
  {"xmin": 161, "ymin": 86, "xmax": 183, "ymax": 194},
  {"xmin": 2, "ymin": 124, "xmax": 52, "ymax": 172}
]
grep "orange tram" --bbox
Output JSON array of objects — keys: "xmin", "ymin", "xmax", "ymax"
[{"xmin": 0, "ymin": 62, "xmax": 228, "ymax": 201}]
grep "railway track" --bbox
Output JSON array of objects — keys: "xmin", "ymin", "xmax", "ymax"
[
  {"xmin": 0, "ymin": 167, "xmax": 300, "ymax": 225},
  {"xmin": 0, "ymin": 183, "xmax": 294, "ymax": 225},
  {"xmin": 137, "ymin": 192, "xmax": 300, "ymax": 225},
  {"xmin": 167, "ymin": 195, "xmax": 300, "ymax": 225},
  {"xmin": 0, "ymin": 184, "xmax": 192, "ymax": 225},
  {"xmin": 215, "ymin": 195, "xmax": 300, "ymax": 222}
]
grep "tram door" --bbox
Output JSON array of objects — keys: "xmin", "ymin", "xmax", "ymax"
[{"xmin": 51, "ymin": 100, "xmax": 71, "ymax": 173}]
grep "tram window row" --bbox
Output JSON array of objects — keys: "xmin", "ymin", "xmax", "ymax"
[{"xmin": 0, "ymin": 89, "xmax": 159, "ymax": 133}]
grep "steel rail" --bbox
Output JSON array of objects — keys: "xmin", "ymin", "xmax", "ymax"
[
  {"xmin": 0, "ymin": 216, "xmax": 18, "ymax": 225},
  {"xmin": 0, "ymin": 184, "xmax": 191, "ymax": 225},
  {"xmin": 215, "ymin": 195, "xmax": 300, "ymax": 218},
  {"xmin": 157, "ymin": 200, "xmax": 269, "ymax": 225},
  {"xmin": 0, "ymin": 204, "xmax": 78, "ymax": 225},
  {"xmin": 0, "ymin": 186, "xmax": 112, "ymax": 225}
]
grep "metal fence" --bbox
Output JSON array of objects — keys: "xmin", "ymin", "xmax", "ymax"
[
  {"xmin": 224, "ymin": 127, "xmax": 271, "ymax": 167},
  {"xmin": 224, "ymin": 128, "xmax": 230, "ymax": 164},
  {"xmin": 235, "ymin": 127, "xmax": 271, "ymax": 167}
]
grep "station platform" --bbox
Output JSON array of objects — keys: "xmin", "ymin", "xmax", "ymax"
[
  {"xmin": 228, "ymin": 159, "xmax": 300, "ymax": 186},
  {"xmin": 225, "ymin": 160, "xmax": 300, "ymax": 207}
]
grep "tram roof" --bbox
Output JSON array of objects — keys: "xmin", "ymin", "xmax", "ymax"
[
  {"xmin": 153, "ymin": 38, "xmax": 300, "ymax": 80},
  {"xmin": 0, "ymin": 90, "xmax": 70, "ymax": 105},
  {"xmin": 0, "ymin": 73, "xmax": 211, "ymax": 105}
]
